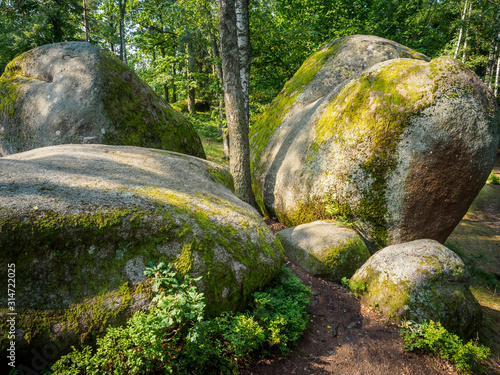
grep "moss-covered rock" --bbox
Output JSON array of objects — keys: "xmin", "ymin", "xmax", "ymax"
[
  {"xmin": 276, "ymin": 221, "xmax": 370, "ymax": 282},
  {"xmin": 250, "ymin": 35, "xmax": 499, "ymax": 249},
  {"xmin": 350, "ymin": 239, "xmax": 482, "ymax": 338},
  {"xmin": 0, "ymin": 42, "xmax": 205, "ymax": 158},
  {"xmin": 0, "ymin": 144, "xmax": 283, "ymax": 368}
]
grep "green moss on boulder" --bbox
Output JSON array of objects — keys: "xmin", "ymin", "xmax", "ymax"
[
  {"xmin": 276, "ymin": 221, "xmax": 370, "ymax": 282},
  {"xmin": 250, "ymin": 35, "xmax": 499, "ymax": 250},
  {"xmin": 0, "ymin": 144, "xmax": 283, "ymax": 367},
  {"xmin": 0, "ymin": 42, "xmax": 205, "ymax": 158},
  {"xmin": 350, "ymin": 239, "xmax": 482, "ymax": 338}
]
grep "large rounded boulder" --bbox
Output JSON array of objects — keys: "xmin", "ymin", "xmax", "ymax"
[
  {"xmin": 0, "ymin": 42, "xmax": 205, "ymax": 158},
  {"xmin": 0, "ymin": 144, "xmax": 283, "ymax": 365},
  {"xmin": 250, "ymin": 35, "xmax": 499, "ymax": 249},
  {"xmin": 350, "ymin": 239, "xmax": 482, "ymax": 337},
  {"xmin": 276, "ymin": 221, "xmax": 370, "ymax": 282}
]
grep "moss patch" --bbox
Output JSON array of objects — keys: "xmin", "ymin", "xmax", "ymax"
[
  {"xmin": 97, "ymin": 50, "xmax": 205, "ymax": 158},
  {"xmin": 249, "ymin": 39, "xmax": 345, "ymax": 213},
  {"xmin": 304, "ymin": 58, "xmax": 443, "ymax": 246}
]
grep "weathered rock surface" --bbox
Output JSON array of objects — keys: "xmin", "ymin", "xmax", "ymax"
[
  {"xmin": 250, "ymin": 34, "xmax": 499, "ymax": 249},
  {"xmin": 0, "ymin": 42, "xmax": 205, "ymax": 158},
  {"xmin": 350, "ymin": 239, "xmax": 482, "ymax": 337},
  {"xmin": 0, "ymin": 144, "xmax": 283, "ymax": 365},
  {"xmin": 276, "ymin": 221, "xmax": 370, "ymax": 282}
]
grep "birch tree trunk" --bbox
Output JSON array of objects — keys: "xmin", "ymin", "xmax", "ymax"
[
  {"xmin": 118, "ymin": 0, "xmax": 127, "ymax": 64},
  {"xmin": 485, "ymin": 5, "xmax": 500, "ymax": 87},
  {"xmin": 83, "ymin": 0, "xmax": 89, "ymax": 42},
  {"xmin": 461, "ymin": 2, "xmax": 472, "ymax": 63},
  {"xmin": 454, "ymin": 0, "xmax": 468, "ymax": 59},
  {"xmin": 235, "ymin": 0, "xmax": 251, "ymax": 122},
  {"xmin": 218, "ymin": 0, "xmax": 255, "ymax": 207}
]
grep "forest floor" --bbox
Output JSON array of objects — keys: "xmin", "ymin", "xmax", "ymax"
[{"xmin": 241, "ymin": 152, "xmax": 500, "ymax": 375}]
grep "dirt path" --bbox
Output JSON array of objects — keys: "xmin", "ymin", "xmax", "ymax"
[
  {"xmin": 242, "ymin": 219, "xmax": 462, "ymax": 375},
  {"xmin": 242, "ymin": 259, "xmax": 458, "ymax": 375}
]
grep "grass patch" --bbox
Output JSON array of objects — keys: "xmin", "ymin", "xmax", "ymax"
[{"xmin": 45, "ymin": 263, "xmax": 311, "ymax": 374}]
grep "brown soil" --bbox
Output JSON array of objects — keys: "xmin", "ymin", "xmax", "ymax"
[{"xmin": 242, "ymin": 258, "xmax": 459, "ymax": 375}]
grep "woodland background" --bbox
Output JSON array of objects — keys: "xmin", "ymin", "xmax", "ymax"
[{"xmin": 2, "ymin": 0, "xmax": 500, "ymax": 119}]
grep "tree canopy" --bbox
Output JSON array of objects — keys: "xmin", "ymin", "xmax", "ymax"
[{"xmin": 1, "ymin": 0, "xmax": 500, "ymax": 115}]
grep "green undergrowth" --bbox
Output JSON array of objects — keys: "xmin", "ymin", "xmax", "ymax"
[
  {"xmin": 46, "ymin": 263, "xmax": 311, "ymax": 375},
  {"xmin": 488, "ymin": 171, "xmax": 500, "ymax": 185},
  {"xmin": 186, "ymin": 112, "xmax": 228, "ymax": 165},
  {"xmin": 400, "ymin": 320, "xmax": 490, "ymax": 374}
]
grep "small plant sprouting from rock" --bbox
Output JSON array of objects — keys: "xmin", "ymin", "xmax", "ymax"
[
  {"xmin": 49, "ymin": 262, "xmax": 311, "ymax": 374},
  {"xmin": 400, "ymin": 320, "xmax": 490, "ymax": 374}
]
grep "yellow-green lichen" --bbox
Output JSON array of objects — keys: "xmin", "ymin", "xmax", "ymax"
[
  {"xmin": 249, "ymin": 39, "xmax": 345, "ymax": 183},
  {"xmin": 206, "ymin": 166, "xmax": 234, "ymax": 192},
  {"xmin": 307, "ymin": 58, "xmax": 439, "ymax": 246}
]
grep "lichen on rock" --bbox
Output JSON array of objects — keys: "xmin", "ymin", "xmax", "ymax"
[
  {"xmin": 250, "ymin": 35, "xmax": 499, "ymax": 250},
  {"xmin": 0, "ymin": 42, "xmax": 205, "ymax": 158},
  {"xmin": 350, "ymin": 239, "xmax": 482, "ymax": 338},
  {"xmin": 276, "ymin": 220, "xmax": 370, "ymax": 282},
  {"xmin": 0, "ymin": 144, "xmax": 283, "ymax": 366}
]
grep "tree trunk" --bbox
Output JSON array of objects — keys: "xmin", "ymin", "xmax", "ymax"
[
  {"xmin": 454, "ymin": 0, "xmax": 468, "ymax": 59},
  {"xmin": 160, "ymin": 47, "xmax": 169, "ymax": 103},
  {"xmin": 495, "ymin": 56, "xmax": 500, "ymax": 97},
  {"xmin": 172, "ymin": 66, "xmax": 177, "ymax": 102},
  {"xmin": 218, "ymin": 0, "xmax": 255, "ymax": 207},
  {"xmin": 83, "ymin": 0, "xmax": 89, "ymax": 42},
  {"xmin": 210, "ymin": 30, "xmax": 230, "ymax": 160},
  {"xmin": 235, "ymin": 0, "xmax": 251, "ymax": 122},
  {"xmin": 187, "ymin": 38, "xmax": 196, "ymax": 114},
  {"xmin": 461, "ymin": 2, "xmax": 472, "ymax": 63},
  {"xmin": 118, "ymin": 0, "xmax": 127, "ymax": 64},
  {"xmin": 485, "ymin": 6, "xmax": 500, "ymax": 87}
]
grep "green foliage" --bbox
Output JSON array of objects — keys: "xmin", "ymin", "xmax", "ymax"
[
  {"xmin": 400, "ymin": 320, "xmax": 490, "ymax": 374},
  {"xmin": 50, "ymin": 263, "xmax": 311, "ymax": 374},
  {"xmin": 185, "ymin": 112, "xmax": 221, "ymax": 141},
  {"xmin": 341, "ymin": 277, "xmax": 366, "ymax": 297},
  {"xmin": 251, "ymin": 266, "xmax": 312, "ymax": 353},
  {"xmin": 488, "ymin": 171, "xmax": 500, "ymax": 185}
]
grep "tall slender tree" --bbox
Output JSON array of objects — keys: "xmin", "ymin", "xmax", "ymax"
[
  {"xmin": 218, "ymin": 0, "xmax": 255, "ymax": 207},
  {"xmin": 118, "ymin": 0, "xmax": 128, "ymax": 63}
]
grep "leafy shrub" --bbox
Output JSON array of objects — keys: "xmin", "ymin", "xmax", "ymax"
[
  {"xmin": 50, "ymin": 263, "xmax": 311, "ymax": 374},
  {"xmin": 400, "ymin": 320, "xmax": 490, "ymax": 374}
]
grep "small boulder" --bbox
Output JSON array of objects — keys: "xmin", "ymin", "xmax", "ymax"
[
  {"xmin": 251, "ymin": 35, "xmax": 499, "ymax": 249},
  {"xmin": 276, "ymin": 221, "xmax": 370, "ymax": 282},
  {"xmin": 0, "ymin": 42, "xmax": 205, "ymax": 158},
  {"xmin": 350, "ymin": 239, "xmax": 482, "ymax": 337},
  {"xmin": 0, "ymin": 144, "xmax": 283, "ymax": 365}
]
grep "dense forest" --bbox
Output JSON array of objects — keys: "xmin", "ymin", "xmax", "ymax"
[{"xmin": 2, "ymin": 0, "xmax": 500, "ymax": 115}]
